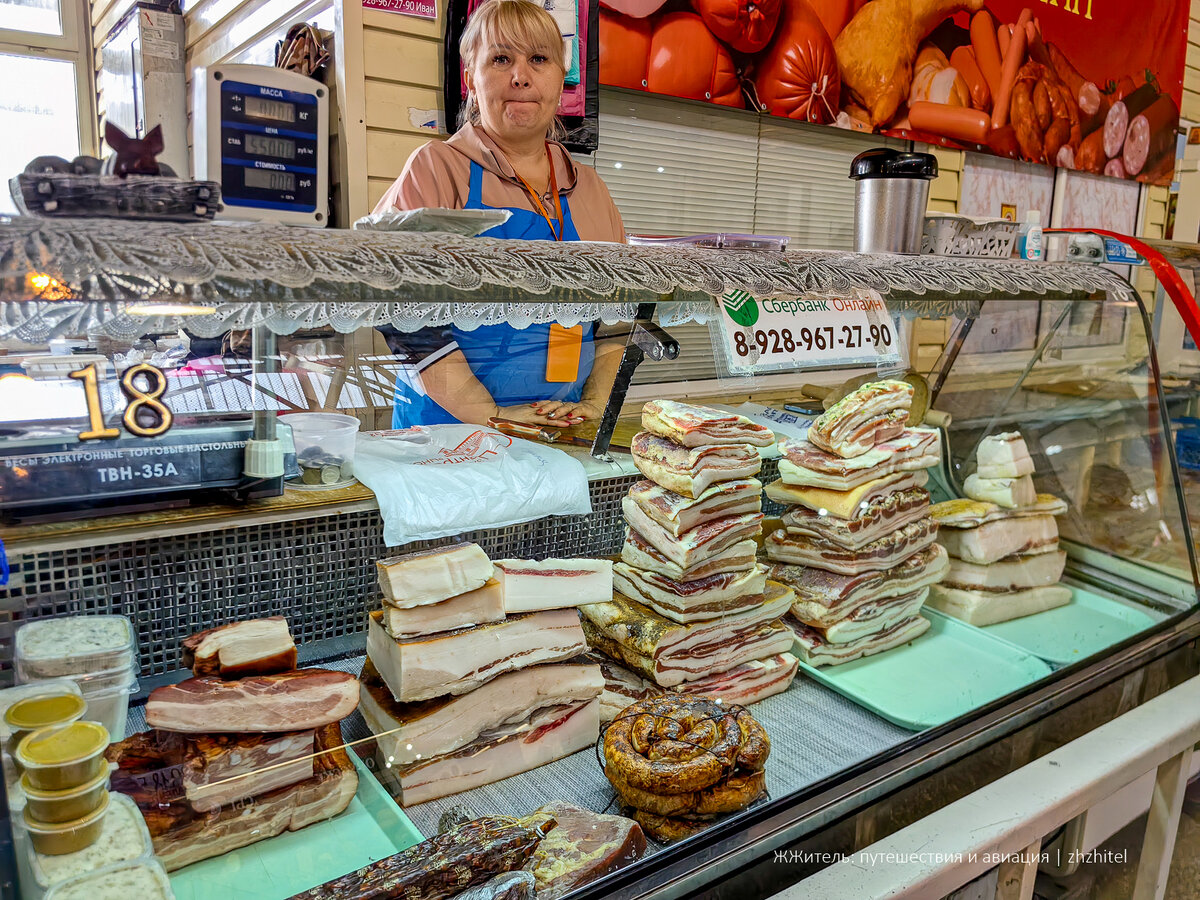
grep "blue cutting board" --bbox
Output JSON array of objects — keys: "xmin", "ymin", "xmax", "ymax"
[
  {"xmin": 982, "ymin": 585, "xmax": 1159, "ymax": 665},
  {"xmin": 796, "ymin": 610, "xmax": 1053, "ymax": 731},
  {"xmin": 169, "ymin": 753, "xmax": 422, "ymax": 900}
]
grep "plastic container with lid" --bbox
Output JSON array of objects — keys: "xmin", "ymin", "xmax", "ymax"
[
  {"xmin": 286, "ymin": 412, "xmax": 360, "ymax": 486},
  {"xmin": 23, "ymin": 790, "xmax": 109, "ymax": 855},
  {"xmin": 15, "ymin": 616, "xmax": 137, "ymax": 681},
  {"xmin": 16, "ymin": 721, "xmax": 110, "ymax": 791},
  {"xmin": 4, "ymin": 687, "xmax": 88, "ymax": 763},
  {"xmin": 44, "ymin": 858, "xmax": 175, "ymax": 900},
  {"xmin": 30, "ymin": 792, "xmax": 154, "ymax": 890},
  {"xmin": 0, "ymin": 680, "xmax": 84, "ymax": 741},
  {"xmin": 21, "ymin": 769, "xmax": 110, "ymax": 823},
  {"xmin": 78, "ymin": 680, "xmax": 137, "ymax": 743}
]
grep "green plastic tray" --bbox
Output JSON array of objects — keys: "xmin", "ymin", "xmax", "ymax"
[
  {"xmin": 169, "ymin": 753, "xmax": 422, "ymax": 900},
  {"xmin": 981, "ymin": 585, "xmax": 1159, "ymax": 665},
  {"xmin": 796, "ymin": 611, "xmax": 1053, "ymax": 731}
]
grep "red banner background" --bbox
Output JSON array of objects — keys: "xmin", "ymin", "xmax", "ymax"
[{"xmin": 598, "ymin": 0, "xmax": 1189, "ymax": 185}]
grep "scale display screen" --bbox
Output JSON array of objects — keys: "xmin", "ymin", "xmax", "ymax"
[
  {"xmin": 244, "ymin": 95, "xmax": 295, "ymax": 123},
  {"xmin": 244, "ymin": 133, "xmax": 296, "ymax": 159},
  {"xmin": 244, "ymin": 168, "xmax": 296, "ymax": 191},
  {"xmin": 208, "ymin": 74, "xmax": 324, "ymax": 221}
]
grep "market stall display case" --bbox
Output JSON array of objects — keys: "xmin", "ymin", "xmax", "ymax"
[{"xmin": 0, "ymin": 216, "xmax": 1197, "ymax": 900}]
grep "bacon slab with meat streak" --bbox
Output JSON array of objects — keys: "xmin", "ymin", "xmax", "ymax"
[
  {"xmin": 808, "ymin": 587, "xmax": 929, "ymax": 644},
  {"xmin": 110, "ymin": 722, "xmax": 356, "ymax": 871},
  {"xmin": 382, "ymin": 699, "xmax": 600, "ymax": 807},
  {"xmin": 358, "ymin": 656, "xmax": 602, "ymax": 765},
  {"xmin": 780, "ymin": 488, "xmax": 930, "ymax": 551},
  {"xmin": 765, "ymin": 517, "xmax": 938, "ymax": 575},
  {"xmin": 494, "ymin": 559, "xmax": 613, "ymax": 613},
  {"xmin": 938, "ymin": 514, "xmax": 1058, "ymax": 565},
  {"xmin": 366, "ymin": 608, "xmax": 587, "ymax": 703},
  {"xmin": 182, "ymin": 617, "xmax": 297, "ymax": 679},
  {"xmin": 807, "ymin": 381, "xmax": 914, "ymax": 459},
  {"xmin": 613, "ymin": 562, "xmax": 767, "ymax": 623},
  {"xmin": 627, "ymin": 478, "xmax": 762, "ymax": 536},
  {"xmin": 788, "ymin": 614, "xmax": 930, "ymax": 667},
  {"xmin": 641, "ymin": 400, "xmax": 775, "ymax": 447},
  {"xmin": 631, "ymin": 432, "xmax": 762, "ymax": 498},
  {"xmin": 778, "ymin": 428, "xmax": 939, "ymax": 490},
  {"xmin": 931, "ymin": 493, "xmax": 1067, "ymax": 528},
  {"xmin": 766, "ymin": 469, "xmax": 929, "ymax": 519},
  {"xmin": 944, "ymin": 550, "xmax": 1066, "ymax": 592},
  {"xmin": 771, "ymin": 543, "xmax": 949, "ymax": 629},
  {"xmin": 623, "ymin": 501, "xmax": 764, "ymax": 569},
  {"xmin": 670, "ymin": 652, "xmax": 798, "ymax": 704},
  {"xmin": 580, "ymin": 585, "xmax": 794, "ymax": 687},
  {"xmin": 926, "ymin": 583, "xmax": 1072, "ymax": 626},
  {"xmin": 588, "ymin": 651, "xmax": 661, "ymax": 723},
  {"xmin": 621, "ymin": 531, "xmax": 758, "ymax": 582},
  {"xmin": 146, "ymin": 669, "xmax": 359, "ymax": 733}
]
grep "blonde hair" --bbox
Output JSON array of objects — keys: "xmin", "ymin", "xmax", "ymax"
[{"xmin": 458, "ymin": 0, "xmax": 567, "ymax": 138}]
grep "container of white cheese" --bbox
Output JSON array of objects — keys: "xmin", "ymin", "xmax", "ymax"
[
  {"xmin": 43, "ymin": 859, "xmax": 174, "ymax": 900},
  {"xmin": 29, "ymin": 792, "xmax": 154, "ymax": 891},
  {"xmin": 15, "ymin": 617, "xmax": 137, "ymax": 681}
]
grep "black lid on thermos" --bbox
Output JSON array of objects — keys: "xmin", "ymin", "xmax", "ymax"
[{"xmin": 849, "ymin": 148, "xmax": 938, "ymax": 180}]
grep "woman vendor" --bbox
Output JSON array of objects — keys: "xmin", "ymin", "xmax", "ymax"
[{"xmin": 375, "ymin": 0, "xmax": 627, "ymax": 429}]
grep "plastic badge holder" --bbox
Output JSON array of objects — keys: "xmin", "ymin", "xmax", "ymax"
[
  {"xmin": 32, "ymin": 793, "xmax": 155, "ymax": 892},
  {"xmin": 44, "ymin": 858, "xmax": 174, "ymax": 900},
  {"xmin": 15, "ymin": 617, "xmax": 137, "ymax": 681}
]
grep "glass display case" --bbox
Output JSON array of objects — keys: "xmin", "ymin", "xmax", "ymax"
[{"xmin": 0, "ymin": 215, "xmax": 1197, "ymax": 900}]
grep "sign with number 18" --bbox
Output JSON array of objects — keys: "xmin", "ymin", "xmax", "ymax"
[{"xmin": 69, "ymin": 363, "xmax": 174, "ymax": 441}]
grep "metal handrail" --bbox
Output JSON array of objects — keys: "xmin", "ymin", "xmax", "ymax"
[{"xmin": 773, "ymin": 674, "xmax": 1200, "ymax": 900}]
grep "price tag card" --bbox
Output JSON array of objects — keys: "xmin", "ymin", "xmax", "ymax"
[
  {"xmin": 715, "ymin": 288, "xmax": 902, "ymax": 375},
  {"xmin": 363, "ymin": 0, "xmax": 437, "ymax": 18}
]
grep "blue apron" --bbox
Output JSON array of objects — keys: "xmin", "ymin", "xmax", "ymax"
[{"xmin": 392, "ymin": 159, "xmax": 594, "ymax": 428}]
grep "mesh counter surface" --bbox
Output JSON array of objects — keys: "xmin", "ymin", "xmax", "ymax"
[{"xmin": 126, "ymin": 655, "xmax": 911, "ymax": 861}]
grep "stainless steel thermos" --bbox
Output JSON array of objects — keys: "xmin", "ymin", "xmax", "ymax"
[{"xmin": 849, "ymin": 148, "xmax": 938, "ymax": 254}]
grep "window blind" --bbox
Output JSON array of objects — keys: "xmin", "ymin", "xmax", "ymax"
[{"xmin": 596, "ymin": 88, "xmax": 902, "ymax": 384}]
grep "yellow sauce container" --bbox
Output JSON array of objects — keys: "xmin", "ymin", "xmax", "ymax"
[
  {"xmin": 16, "ymin": 722, "xmax": 110, "ymax": 792},
  {"xmin": 22, "ymin": 791, "xmax": 110, "ymax": 856},
  {"xmin": 4, "ymin": 690, "xmax": 87, "ymax": 761},
  {"xmin": 20, "ymin": 769, "xmax": 110, "ymax": 824}
]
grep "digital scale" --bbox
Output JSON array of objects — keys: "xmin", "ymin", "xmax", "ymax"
[
  {"xmin": 194, "ymin": 63, "xmax": 329, "ymax": 226},
  {"xmin": 0, "ymin": 419, "xmax": 287, "ymax": 523}
]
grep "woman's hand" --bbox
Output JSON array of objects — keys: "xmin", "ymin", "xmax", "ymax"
[
  {"xmin": 532, "ymin": 399, "xmax": 605, "ymax": 425},
  {"xmin": 494, "ymin": 404, "xmax": 568, "ymax": 426}
]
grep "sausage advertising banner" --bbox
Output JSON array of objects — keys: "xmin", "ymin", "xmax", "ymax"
[{"xmin": 598, "ymin": 0, "xmax": 1187, "ymax": 184}]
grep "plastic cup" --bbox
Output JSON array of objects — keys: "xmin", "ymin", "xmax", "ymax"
[
  {"xmin": 16, "ymin": 722, "xmax": 110, "ymax": 792},
  {"xmin": 21, "ymin": 769, "xmax": 110, "ymax": 824},
  {"xmin": 286, "ymin": 412, "xmax": 360, "ymax": 483},
  {"xmin": 22, "ymin": 791, "xmax": 109, "ymax": 855}
]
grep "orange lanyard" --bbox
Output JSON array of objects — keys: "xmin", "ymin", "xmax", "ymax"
[{"xmin": 514, "ymin": 143, "xmax": 564, "ymax": 242}]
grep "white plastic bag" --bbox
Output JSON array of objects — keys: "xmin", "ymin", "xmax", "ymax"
[{"xmin": 354, "ymin": 424, "xmax": 592, "ymax": 547}]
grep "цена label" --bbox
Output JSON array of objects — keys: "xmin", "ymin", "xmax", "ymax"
[{"xmin": 717, "ymin": 289, "xmax": 901, "ymax": 374}]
